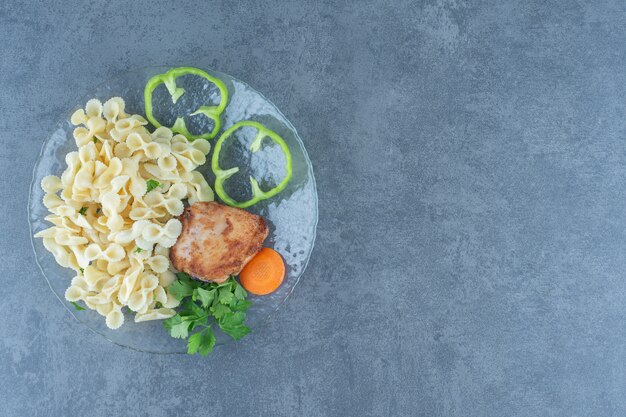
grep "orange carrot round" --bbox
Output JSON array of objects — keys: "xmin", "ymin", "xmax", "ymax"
[{"xmin": 239, "ymin": 248, "xmax": 285, "ymax": 295}]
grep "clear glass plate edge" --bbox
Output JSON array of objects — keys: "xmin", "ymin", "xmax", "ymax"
[{"xmin": 27, "ymin": 66, "xmax": 319, "ymax": 355}]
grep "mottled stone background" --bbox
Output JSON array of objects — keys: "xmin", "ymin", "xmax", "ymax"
[{"xmin": 1, "ymin": 1, "xmax": 625, "ymax": 416}]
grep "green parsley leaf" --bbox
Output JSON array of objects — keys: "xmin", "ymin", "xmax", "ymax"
[
  {"xmin": 163, "ymin": 315, "xmax": 192, "ymax": 339},
  {"xmin": 219, "ymin": 311, "xmax": 250, "ymax": 340},
  {"xmin": 175, "ymin": 272, "xmax": 203, "ymax": 290},
  {"xmin": 187, "ymin": 329, "xmax": 203, "ymax": 355},
  {"xmin": 198, "ymin": 327, "xmax": 216, "ymax": 356},
  {"xmin": 191, "ymin": 314, "xmax": 209, "ymax": 330},
  {"xmin": 193, "ymin": 287, "xmax": 215, "ymax": 308},
  {"xmin": 169, "ymin": 279, "xmax": 195, "ymax": 301},
  {"xmin": 146, "ymin": 179, "xmax": 161, "ymax": 193},
  {"xmin": 220, "ymin": 310, "xmax": 246, "ymax": 326},
  {"xmin": 93, "ymin": 137, "xmax": 98, "ymax": 143},
  {"xmin": 187, "ymin": 327, "xmax": 216, "ymax": 356},
  {"xmin": 210, "ymin": 303, "xmax": 231, "ymax": 320},
  {"xmin": 176, "ymin": 272, "xmax": 192, "ymax": 280},
  {"xmin": 176, "ymin": 300, "xmax": 208, "ymax": 331},
  {"xmin": 220, "ymin": 324, "xmax": 250, "ymax": 341},
  {"xmin": 217, "ymin": 286, "xmax": 234, "ymax": 305},
  {"xmin": 70, "ymin": 301, "xmax": 85, "ymax": 311},
  {"xmin": 217, "ymin": 279, "xmax": 234, "ymax": 288},
  {"xmin": 78, "ymin": 207, "xmax": 88, "ymax": 215},
  {"xmin": 234, "ymin": 282, "xmax": 247, "ymax": 300},
  {"xmin": 181, "ymin": 299, "xmax": 205, "ymax": 318},
  {"xmin": 79, "ymin": 268, "xmax": 84, "ymax": 274},
  {"xmin": 135, "ymin": 247, "xmax": 143, "ymax": 253},
  {"xmin": 231, "ymin": 299, "xmax": 252, "ymax": 312}
]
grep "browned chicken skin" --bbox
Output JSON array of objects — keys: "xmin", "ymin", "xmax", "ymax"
[{"xmin": 170, "ymin": 202, "xmax": 269, "ymax": 283}]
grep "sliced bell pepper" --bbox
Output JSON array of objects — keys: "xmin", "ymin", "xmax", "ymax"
[
  {"xmin": 212, "ymin": 121, "xmax": 293, "ymax": 208},
  {"xmin": 144, "ymin": 67, "xmax": 228, "ymax": 140}
]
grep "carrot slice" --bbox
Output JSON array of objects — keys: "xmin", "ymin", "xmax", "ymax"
[{"xmin": 239, "ymin": 248, "xmax": 285, "ymax": 295}]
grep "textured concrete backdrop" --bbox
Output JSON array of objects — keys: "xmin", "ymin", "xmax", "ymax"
[{"xmin": 1, "ymin": 0, "xmax": 625, "ymax": 416}]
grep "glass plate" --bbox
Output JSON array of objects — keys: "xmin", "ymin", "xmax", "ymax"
[{"xmin": 28, "ymin": 67, "xmax": 318, "ymax": 354}]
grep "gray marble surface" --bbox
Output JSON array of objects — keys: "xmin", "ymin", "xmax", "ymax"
[{"xmin": 1, "ymin": 1, "xmax": 625, "ymax": 416}]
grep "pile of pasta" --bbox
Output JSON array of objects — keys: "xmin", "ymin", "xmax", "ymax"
[{"xmin": 35, "ymin": 97, "xmax": 214, "ymax": 329}]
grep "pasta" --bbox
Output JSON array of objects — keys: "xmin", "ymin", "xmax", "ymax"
[{"xmin": 35, "ymin": 97, "xmax": 214, "ymax": 329}]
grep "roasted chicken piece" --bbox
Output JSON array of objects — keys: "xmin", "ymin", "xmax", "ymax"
[{"xmin": 170, "ymin": 202, "xmax": 269, "ymax": 283}]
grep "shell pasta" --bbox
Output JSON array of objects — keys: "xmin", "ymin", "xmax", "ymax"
[{"xmin": 34, "ymin": 97, "xmax": 214, "ymax": 329}]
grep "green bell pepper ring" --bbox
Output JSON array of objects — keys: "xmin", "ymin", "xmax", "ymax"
[
  {"xmin": 144, "ymin": 67, "xmax": 228, "ymax": 140},
  {"xmin": 212, "ymin": 121, "xmax": 293, "ymax": 208}
]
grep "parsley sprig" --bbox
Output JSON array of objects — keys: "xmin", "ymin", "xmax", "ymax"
[
  {"xmin": 164, "ymin": 273, "xmax": 252, "ymax": 356},
  {"xmin": 146, "ymin": 179, "xmax": 161, "ymax": 193},
  {"xmin": 70, "ymin": 301, "xmax": 85, "ymax": 311}
]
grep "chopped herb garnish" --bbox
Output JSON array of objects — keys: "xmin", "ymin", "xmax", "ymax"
[
  {"xmin": 187, "ymin": 327, "xmax": 216, "ymax": 356},
  {"xmin": 93, "ymin": 137, "xmax": 98, "ymax": 143},
  {"xmin": 135, "ymin": 247, "xmax": 143, "ymax": 253},
  {"xmin": 146, "ymin": 179, "xmax": 161, "ymax": 193},
  {"xmin": 70, "ymin": 301, "xmax": 85, "ymax": 311},
  {"xmin": 163, "ymin": 274, "xmax": 251, "ymax": 356},
  {"xmin": 78, "ymin": 207, "xmax": 88, "ymax": 215},
  {"xmin": 79, "ymin": 267, "xmax": 84, "ymax": 274}
]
